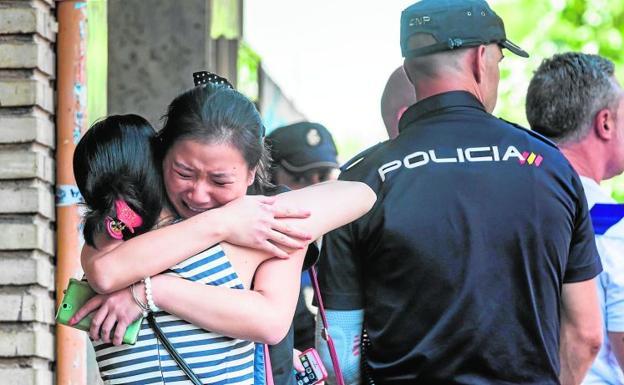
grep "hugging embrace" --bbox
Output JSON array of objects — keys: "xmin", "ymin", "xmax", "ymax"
[{"xmin": 67, "ymin": 73, "xmax": 375, "ymax": 385}]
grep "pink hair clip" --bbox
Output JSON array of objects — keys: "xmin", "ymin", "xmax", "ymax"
[{"xmin": 105, "ymin": 200, "xmax": 143, "ymax": 240}]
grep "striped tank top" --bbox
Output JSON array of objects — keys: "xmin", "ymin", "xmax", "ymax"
[{"xmin": 93, "ymin": 244, "xmax": 259, "ymax": 385}]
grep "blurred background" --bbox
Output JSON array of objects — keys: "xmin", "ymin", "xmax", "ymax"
[
  {"xmin": 104, "ymin": 0, "xmax": 624, "ymax": 195},
  {"xmin": 1, "ymin": 1, "xmax": 623, "ymax": 384},
  {"xmin": 243, "ymin": 0, "xmax": 624, "ymax": 195}
]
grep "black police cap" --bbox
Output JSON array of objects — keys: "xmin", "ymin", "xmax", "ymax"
[
  {"xmin": 267, "ymin": 122, "xmax": 339, "ymax": 173},
  {"xmin": 400, "ymin": 0, "xmax": 529, "ymax": 58}
]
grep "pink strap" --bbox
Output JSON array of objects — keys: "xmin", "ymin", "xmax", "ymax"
[
  {"xmin": 309, "ymin": 266, "xmax": 346, "ymax": 385},
  {"xmin": 264, "ymin": 344, "xmax": 274, "ymax": 385}
]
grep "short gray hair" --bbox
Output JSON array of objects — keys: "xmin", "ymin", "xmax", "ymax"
[{"xmin": 526, "ymin": 52, "xmax": 620, "ymax": 144}]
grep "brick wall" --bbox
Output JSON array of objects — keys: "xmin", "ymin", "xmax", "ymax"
[{"xmin": 0, "ymin": 0, "xmax": 57, "ymax": 384}]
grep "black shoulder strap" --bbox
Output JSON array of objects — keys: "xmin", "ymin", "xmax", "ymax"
[{"xmin": 147, "ymin": 313, "xmax": 203, "ymax": 385}]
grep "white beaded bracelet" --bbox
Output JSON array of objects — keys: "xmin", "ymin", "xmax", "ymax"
[{"xmin": 143, "ymin": 276, "xmax": 160, "ymax": 313}]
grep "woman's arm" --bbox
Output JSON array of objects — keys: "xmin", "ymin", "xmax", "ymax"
[
  {"xmin": 76, "ymin": 181, "xmax": 376, "ymax": 344},
  {"xmin": 152, "ymin": 249, "xmax": 305, "ymax": 344},
  {"xmin": 152, "ymin": 181, "xmax": 376, "ymax": 343},
  {"xmin": 83, "ymin": 195, "xmax": 312, "ymax": 293},
  {"xmin": 273, "ymin": 180, "xmax": 376, "ymax": 241}
]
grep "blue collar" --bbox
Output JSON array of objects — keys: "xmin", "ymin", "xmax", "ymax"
[{"xmin": 398, "ymin": 91, "xmax": 486, "ymax": 133}]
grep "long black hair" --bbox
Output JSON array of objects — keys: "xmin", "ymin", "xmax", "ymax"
[
  {"xmin": 73, "ymin": 114, "xmax": 164, "ymax": 247},
  {"xmin": 157, "ymin": 83, "xmax": 273, "ymax": 192}
]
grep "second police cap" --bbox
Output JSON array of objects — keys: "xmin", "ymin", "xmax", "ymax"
[
  {"xmin": 267, "ymin": 122, "xmax": 339, "ymax": 173},
  {"xmin": 400, "ymin": 0, "xmax": 529, "ymax": 58}
]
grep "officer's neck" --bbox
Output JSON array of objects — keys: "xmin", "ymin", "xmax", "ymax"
[{"xmin": 414, "ymin": 76, "xmax": 487, "ymax": 111}]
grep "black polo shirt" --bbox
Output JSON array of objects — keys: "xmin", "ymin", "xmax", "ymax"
[{"xmin": 318, "ymin": 91, "xmax": 601, "ymax": 384}]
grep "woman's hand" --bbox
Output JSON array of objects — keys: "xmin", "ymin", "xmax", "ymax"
[
  {"xmin": 219, "ymin": 195, "xmax": 313, "ymax": 258},
  {"xmin": 293, "ymin": 348, "xmax": 305, "ymax": 372},
  {"xmin": 69, "ymin": 286, "xmax": 143, "ymax": 346}
]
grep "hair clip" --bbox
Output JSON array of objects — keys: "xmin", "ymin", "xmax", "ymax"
[
  {"xmin": 105, "ymin": 200, "xmax": 143, "ymax": 240},
  {"xmin": 191, "ymin": 71, "xmax": 265, "ymax": 138},
  {"xmin": 193, "ymin": 71, "xmax": 234, "ymax": 89}
]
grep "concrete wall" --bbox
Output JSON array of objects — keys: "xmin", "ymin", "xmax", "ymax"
[
  {"xmin": 0, "ymin": 0, "xmax": 57, "ymax": 384},
  {"xmin": 107, "ymin": 0, "xmax": 237, "ymax": 127},
  {"xmin": 107, "ymin": 0, "xmax": 241, "ymax": 127}
]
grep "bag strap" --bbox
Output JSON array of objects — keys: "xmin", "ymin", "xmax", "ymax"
[
  {"xmin": 263, "ymin": 343, "xmax": 274, "ymax": 385},
  {"xmin": 309, "ymin": 266, "xmax": 346, "ymax": 385},
  {"xmin": 147, "ymin": 313, "xmax": 203, "ymax": 385}
]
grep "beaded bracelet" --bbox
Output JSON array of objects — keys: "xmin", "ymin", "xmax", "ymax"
[
  {"xmin": 130, "ymin": 282, "xmax": 148, "ymax": 317},
  {"xmin": 143, "ymin": 276, "xmax": 160, "ymax": 313}
]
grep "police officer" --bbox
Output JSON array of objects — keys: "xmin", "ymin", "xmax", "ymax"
[
  {"xmin": 267, "ymin": 122, "xmax": 339, "ymax": 190},
  {"xmin": 265, "ymin": 121, "xmax": 339, "ymax": 385},
  {"xmin": 316, "ymin": 1, "xmax": 602, "ymax": 384}
]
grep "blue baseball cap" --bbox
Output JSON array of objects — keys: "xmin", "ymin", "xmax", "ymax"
[
  {"xmin": 401, "ymin": 0, "xmax": 529, "ymax": 58},
  {"xmin": 267, "ymin": 122, "xmax": 339, "ymax": 173}
]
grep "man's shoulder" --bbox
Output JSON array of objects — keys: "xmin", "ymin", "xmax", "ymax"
[
  {"xmin": 497, "ymin": 118, "xmax": 559, "ymax": 150},
  {"xmin": 339, "ymin": 140, "xmax": 390, "ymax": 181},
  {"xmin": 496, "ymin": 117, "xmax": 580, "ymax": 178}
]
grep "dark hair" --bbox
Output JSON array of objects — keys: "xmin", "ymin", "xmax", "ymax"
[
  {"xmin": 73, "ymin": 114, "xmax": 164, "ymax": 247},
  {"xmin": 158, "ymin": 83, "xmax": 272, "ymax": 192},
  {"xmin": 526, "ymin": 52, "xmax": 619, "ymax": 144}
]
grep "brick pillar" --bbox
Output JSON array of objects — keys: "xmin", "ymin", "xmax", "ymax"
[{"xmin": 0, "ymin": 0, "xmax": 57, "ymax": 384}]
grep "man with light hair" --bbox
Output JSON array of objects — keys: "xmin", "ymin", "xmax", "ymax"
[
  {"xmin": 317, "ymin": 1, "xmax": 602, "ymax": 384},
  {"xmin": 527, "ymin": 52, "xmax": 624, "ymax": 385}
]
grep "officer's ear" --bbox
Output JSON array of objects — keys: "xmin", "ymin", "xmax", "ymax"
[
  {"xmin": 402, "ymin": 61, "xmax": 413, "ymax": 84},
  {"xmin": 472, "ymin": 45, "xmax": 488, "ymax": 85},
  {"xmin": 594, "ymin": 107, "xmax": 615, "ymax": 140}
]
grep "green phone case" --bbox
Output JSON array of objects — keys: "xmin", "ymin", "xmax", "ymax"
[{"xmin": 55, "ymin": 278, "xmax": 143, "ymax": 345}]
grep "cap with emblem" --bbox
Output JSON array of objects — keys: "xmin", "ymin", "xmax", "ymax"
[
  {"xmin": 401, "ymin": 0, "xmax": 529, "ymax": 59},
  {"xmin": 267, "ymin": 122, "xmax": 339, "ymax": 173}
]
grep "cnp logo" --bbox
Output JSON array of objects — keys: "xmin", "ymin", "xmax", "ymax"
[{"xmin": 378, "ymin": 145, "xmax": 543, "ymax": 181}]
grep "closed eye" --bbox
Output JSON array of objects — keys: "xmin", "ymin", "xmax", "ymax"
[{"xmin": 175, "ymin": 170, "xmax": 192, "ymax": 179}]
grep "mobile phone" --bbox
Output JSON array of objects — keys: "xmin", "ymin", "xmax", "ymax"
[
  {"xmin": 55, "ymin": 278, "xmax": 144, "ymax": 345},
  {"xmin": 295, "ymin": 348, "xmax": 328, "ymax": 385}
]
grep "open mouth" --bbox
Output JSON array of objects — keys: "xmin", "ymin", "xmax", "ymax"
[{"xmin": 183, "ymin": 200, "xmax": 209, "ymax": 213}]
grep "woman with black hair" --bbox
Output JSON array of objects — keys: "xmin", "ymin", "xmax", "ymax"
[
  {"xmin": 74, "ymin": 114, "xmax": 312, "ymax": 260},
  {"xmin": 70, "ymin": 84, "xmax": 375, "ymax": 385},
  {"xmin": 72, "ymin": 114, "xmax": 164, "ymax": 247}
]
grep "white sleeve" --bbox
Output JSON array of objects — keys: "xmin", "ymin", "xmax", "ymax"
[
  {"xmin": 315, "ymin": 309, "xmax": 364, "ymax": 385},
  {"xmin": 598, "ymin": 236, "xmax": 624, "ymax": 332}
]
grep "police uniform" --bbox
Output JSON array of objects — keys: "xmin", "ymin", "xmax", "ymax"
[{"xmin": 318, "ymin": 91, "xmax": 601, "ymax": 384}]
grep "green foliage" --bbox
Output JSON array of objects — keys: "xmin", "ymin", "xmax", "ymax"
[
  {"xmin": 492, "ymin": 0, "xmax": 624, "ymax": 200},
  {"xmin": 238, "ymin": 42, "xmax": 261, "ymax": 102},
  {"xmin": 87, "ymin": 0, "xmax": 108, "ymax": 126}
]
